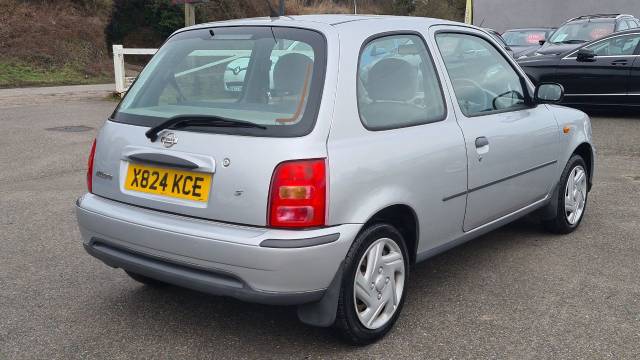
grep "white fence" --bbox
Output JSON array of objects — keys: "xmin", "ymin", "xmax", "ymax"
[{"xmin": 112, "ymin": 45, "xmax": 157, "ymax": 95}]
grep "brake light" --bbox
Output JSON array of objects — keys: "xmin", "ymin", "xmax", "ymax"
[
  {"xmin": 87, "ymin": 139, "xmax": 96, "ymax": 193},
  {"xmin": 268, "ymin": 159, "xmax": 326, "ymax": 228}
]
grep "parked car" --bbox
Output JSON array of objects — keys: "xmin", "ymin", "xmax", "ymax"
[
  {"xmin": 502, "ymin": 27, "xmax": 555, "ymax": 58},
  {"xmin": 77, "ymin": 15, "xmax": 594, "ymax": 344},
  {"xmin": 520, "ymin": 14, "xmax": 639, "ymax": 58},
  {"xmin": 484, "ymin": 28, "xmax": 514, "ymax": 57},
  {"xmin": 223, "ymin": 40, "xmax": 313, "ymax": 92},
  {"xmin": 519, "ymin": 28, "xmax": 640, "ymax": 108}
]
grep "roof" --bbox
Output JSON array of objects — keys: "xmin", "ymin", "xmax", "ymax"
[
  {"xmin": 566, "ymin": 14, "xmax": 635, "ymax": 22},
  {"xmin": 184, "ymin": 14, "xmax": 460, "ymax": 32}
]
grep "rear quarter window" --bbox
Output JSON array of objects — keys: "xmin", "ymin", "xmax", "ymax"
[{"xmin": 357, "ymin": 34, "xmax": 446, "ymax": 130}]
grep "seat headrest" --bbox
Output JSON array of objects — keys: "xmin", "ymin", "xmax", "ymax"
[
  {"xmin": 365, "ymin": 58, "xmax": 418, "ymax": 102},
  {"xmin": 273, "ymin": 53, "xmax": 313, "ymax": 96}
]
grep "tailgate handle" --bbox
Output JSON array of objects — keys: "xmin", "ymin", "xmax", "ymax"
[{"xmin": 127, "ymin": 153, "xmax": 199, "ymax": 170}]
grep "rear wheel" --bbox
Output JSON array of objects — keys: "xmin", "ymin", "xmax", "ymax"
[
  {"xmin": 544, "ymin": 155, "xmax": 588, "ymax": 234},
  {"xmin": 333, "ymin": 223, "xmax": 409, "ymax": 345},
  {"xmin": 125, "ymin": 271, "xmax": 167, "ymax": 287}
]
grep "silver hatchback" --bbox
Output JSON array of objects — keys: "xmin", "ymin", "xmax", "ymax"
[{"xmin": 77, "ymin": 15, "xmax": 594, "ymax": 344}]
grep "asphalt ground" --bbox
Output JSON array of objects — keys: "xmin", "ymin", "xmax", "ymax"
[{"xmin": 1, "ymin": 87, "xmax": 639, "ymax": 359}]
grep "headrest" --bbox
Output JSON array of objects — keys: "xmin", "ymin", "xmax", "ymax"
[
  {"xmin": 273, "ymin": 53, "xmax": 313, "ymax": 95},
  {"xmin": 365, "ymin": 58, "xmax": 418, "ymax": 101}
]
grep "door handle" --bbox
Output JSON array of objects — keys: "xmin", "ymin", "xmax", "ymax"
[
  {"xmin": 475, "ymin": 136, "xmax": 489, "ymax": 148},
  {"xmin": 611, "ymin": 59, "xmax": 628, "ymax": 66}
]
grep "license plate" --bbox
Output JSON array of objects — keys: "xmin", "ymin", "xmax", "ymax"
[{"xmin": 124, "ymin": 163, "xmax": 212, "ymax": 202}]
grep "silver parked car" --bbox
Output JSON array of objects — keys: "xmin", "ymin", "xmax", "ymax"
[{"xmin": 77, "ymin": 15, "xmax": 594, "ymax": 344}]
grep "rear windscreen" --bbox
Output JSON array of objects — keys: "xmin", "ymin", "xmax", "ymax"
[
  {"xmin": 502, "ymin": 30, "xmax": 548, "ymax": 46},
  {"xmin": 549, "ymin": 21, "xmax": 615, "ymax": 44},
  {"xmin": 112, "ymin": 26, "xmax": 326, "ymax": 137}
]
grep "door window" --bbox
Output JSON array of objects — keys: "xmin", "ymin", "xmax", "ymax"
[
  {"xmin": 435, "ymin": 33, "xmax": 527, "ymax": 117},
  {"xmin": 357, "ymin": 34, "xmax": 446, "ymax": 130},
  {"xmin": 582, "ymin": 34, "xmax": 640, "ymax": 56}
]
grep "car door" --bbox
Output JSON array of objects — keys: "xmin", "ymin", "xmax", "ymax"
[
  {"xmin": 431, "ymin": 28, "xmax": 559, "ymax": 232},
  {"xmin": 555, "ymin": 34, "xmax": 640, "ymax": 105},
  {"xmin": 626, "ymin": 34, "xmax": 640, "ymax": 98}
]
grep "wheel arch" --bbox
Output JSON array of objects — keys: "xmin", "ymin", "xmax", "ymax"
[
  {"xmin": 573, "ymin": 142, "xmax": 594, "ymax": 191},
  {"xmin": 361, "ymin": 204, "xmax": 419, "ymax": 266}
]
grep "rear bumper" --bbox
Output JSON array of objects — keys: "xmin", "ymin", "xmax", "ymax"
[{"xmin": 76, "ymin": 193, "xmax": 361, "ymax": 305}]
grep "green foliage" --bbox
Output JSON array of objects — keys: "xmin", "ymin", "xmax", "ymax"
[
  {"xmin": 0, "ymin": 61, "xmax": 111, "ymax": 88},
  {"xmin": 413, "ymin": 0, "xmax": 465, "ymax": 21},
  {"xmin": 392, "ymin": 0, "xmax": 416, "ymax": 16},
  {"xmin": 106, "ymin": 0, "xmax": 182, "ymax": 49}
]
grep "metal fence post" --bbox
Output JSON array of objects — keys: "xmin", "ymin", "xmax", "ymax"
[{"xmin": 112, "ymin": 45, "xmax": 125, "ymax": 95}]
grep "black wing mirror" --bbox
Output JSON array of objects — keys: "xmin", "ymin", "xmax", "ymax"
[
  {"xmin": 535, "ymin": 83, "xmax": 564, "ymax": 104},
  {"xmin": 576, "ymin": 49, "xmax": 596, "ymax": 62},
  {"xmin": 539, "ymin": 39, "xmax": 546, "ymax": 45}
]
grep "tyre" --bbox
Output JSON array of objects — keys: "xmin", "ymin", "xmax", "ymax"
[
  {"xmin": 125, "ymin": 271, "xmax": 168, "ymax": 287},
  {"xmin": 333, "ymin": 223, "xmax": 409, "ymax": 345},
  {"xmin": 544, "ymin": 155, "xmax": 589, "ymax": 234}
]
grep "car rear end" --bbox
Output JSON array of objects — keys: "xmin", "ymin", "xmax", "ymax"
[{"xmin": 76, "ymin": 21, "xmax": 359, "ymax": 304}]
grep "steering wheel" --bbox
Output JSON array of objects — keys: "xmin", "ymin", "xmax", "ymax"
[
  {"xmin": 492, "ymin": 90, "xmax": 524, "ymax": 110},
  {"xmin": 452, "ymin": 78, "xmax": 492, "ymax": 112}
]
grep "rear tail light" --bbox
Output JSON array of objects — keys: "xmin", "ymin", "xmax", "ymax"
[
  {"xmin": 87, "ymin": 139, "xmax": 96, "ymax": 193},
  {"xmin": 268, "ymin": 159, "xmax": 326, "ymax": 228}
]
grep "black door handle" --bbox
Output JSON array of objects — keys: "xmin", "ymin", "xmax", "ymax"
[
  {"xmin": 475, "ymin": 136, "xmax": 489, "ymax": 148},
  {"xmin": 611, "ymin": 59, "xmax": 628, "ymax": 66}
]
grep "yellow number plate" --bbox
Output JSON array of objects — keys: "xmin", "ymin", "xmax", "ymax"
[{"xmin": 125, "ymin": 163, "xmax": 212, "ymax": 202}]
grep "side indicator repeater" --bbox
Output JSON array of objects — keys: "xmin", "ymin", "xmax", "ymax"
[{"xmin": 563, "ymin": 126, "xmax": 571, "ymax": 134}]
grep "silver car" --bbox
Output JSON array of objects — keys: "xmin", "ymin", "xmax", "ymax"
[{"xmin": 77, "ymin": 15, "xmax": 594, "ymax": 344}]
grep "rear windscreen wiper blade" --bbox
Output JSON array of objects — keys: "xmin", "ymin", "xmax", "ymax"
[{"xmin": 145, "ymin": 115, "xmax": 267, "ymax": 142}]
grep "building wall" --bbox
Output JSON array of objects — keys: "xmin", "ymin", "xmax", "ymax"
[{"xmin": 473, "ymin": 0, "xmax": 640, "ymax": 32}]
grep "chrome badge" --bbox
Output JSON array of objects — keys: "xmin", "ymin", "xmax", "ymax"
[{"xmin": 160, "ymin": 132, "xmax": 178, "ymax": 148}]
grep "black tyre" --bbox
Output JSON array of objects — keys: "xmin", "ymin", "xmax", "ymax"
[
  {"xmin": 125, "ymin": 271, "xmax": 168, "ymax": 287},
  {"xmin": 333, "ymin": 223, "xmax": 409, "ymax": 345},
  {"xmin": 544, "ymin": 155, "xmax": 589, "ymax": 234}
]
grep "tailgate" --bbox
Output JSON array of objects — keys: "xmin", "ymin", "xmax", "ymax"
[{"xmin": 90, "ymin": 120, "xmax": 327, "ymax": 226}]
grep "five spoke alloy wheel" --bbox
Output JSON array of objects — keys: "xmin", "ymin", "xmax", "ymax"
[{"xmin": 353, "ymin": 238, "xmax": 405, "ymax": 330}]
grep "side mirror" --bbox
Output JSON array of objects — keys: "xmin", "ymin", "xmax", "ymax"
[
  {"xmin": 539, "ymin": 39, "xmax": 546, "ymax": 45},
  {"xmin": 576, "ymin": 49, "xmax": 596, "ymax": 62},
  {"xmin": 535, "ymin": 83, "xmax": 564, "ymax": 103}
]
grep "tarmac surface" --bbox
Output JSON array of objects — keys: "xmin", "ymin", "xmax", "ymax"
[{"xmin": 1, "ymin": 86, "xmax": 639, "ymax": 359}]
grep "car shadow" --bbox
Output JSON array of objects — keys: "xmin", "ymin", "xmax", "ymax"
[{"xmin": 95, "ymin": 216, "xmax": 551, "ymax": 349}]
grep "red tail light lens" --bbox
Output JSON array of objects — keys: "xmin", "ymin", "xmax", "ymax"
[
  {"xmin": 268, "ymin": 159, "xmax": 326, "ymax": 228},
  {"xmin": 87, "ymin": 139, "xmax": 96, "ymax": 193}
]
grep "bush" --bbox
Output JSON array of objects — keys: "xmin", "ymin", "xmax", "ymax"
[
  {"xmin": 106, "ymin": 0, "xmax": 182, "ymax": 49},
  {"xmin": 413, "ymin": 0, "xmax": 465, "ymax": 21}
]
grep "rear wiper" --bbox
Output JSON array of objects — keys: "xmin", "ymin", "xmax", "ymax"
[{"xmin": 145, "ymin": 115, "xmax": 267, "ymax": 142}]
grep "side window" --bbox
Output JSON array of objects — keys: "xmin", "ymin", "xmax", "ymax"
[
  {"xmin": 357, "ymin": 34, "xmax": 446, "ymax": 130},
  {"xmin": 584, "ymin": 35, "xmax": 640, "ymax": 56},
  {"xmin": 435, "ymin": 33, "xmax": 527, "ymax": 117}
]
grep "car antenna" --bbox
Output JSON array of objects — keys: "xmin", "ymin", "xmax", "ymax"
[{"xmin": 265, "ymin": 0, "xmax": 279, "ymax": 18}]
